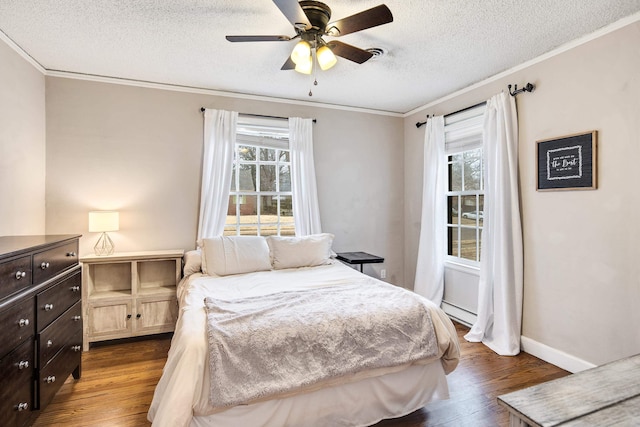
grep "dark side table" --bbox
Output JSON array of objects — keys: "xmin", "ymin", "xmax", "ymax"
[{"xmin": 336, "ymin": 252, "xmax": 384, "ymax": 273}]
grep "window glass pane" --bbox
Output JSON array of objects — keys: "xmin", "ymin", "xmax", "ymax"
[
  {"xmin": 460, "ymin": 227, "xmax": 478, "ymax": 261},
  {"xmin": 260, "ymin": 165, "xmax": 276, "ymax": 191},
  {"xmin": 279, "ymin": 164, "xmax": 291, "ymax": 191},
  {"xmin": 463, "ymin": 149, "xmax": 482, "ymax": 191},
  {"xmin": 461, "ymin": 195, "xmax": 477, "ymax": 223},
  {"xmin": 223, "ymin": 226, "xmax": 237, "ymax": 236},
  {"xmin": 260, "ymin": 147, "xmax": 276, "ymax": 161},
  {"xmin": 279, "ymin": 150, "xmax": 290, "ymax": 162},
  {"xmin": 238, "ymin": 146, "xmax": 256, "ymax": 161},
  {"xmin": 238, "ymin": 192, "xmax": 257, "ymax": 234},
  {"xmin": 259, "ymin": 224, "xmax": 278, "ymax": 236},
  {"xmin": 449, "ymin": 154, "xmax": 462, "ymax": 191},
  {"xmin": 239, "ymin": 165, "xmax": 256, "ymax": 191},
  {"xmin": 260, "ymin": 195, "xmax": 278, "ymax": 216},
  {"xmin": 478, "ymin": 194, "xmax": 484, "ymax": 224},
  {"xmin": 448, "ymin": 226, "xmax": 459, "ymax": 257},
  {"xmin": 447, "ymin": 196, "xmax": 459, "ymax": 225}
]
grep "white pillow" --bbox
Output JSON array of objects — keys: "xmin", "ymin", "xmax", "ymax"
[
  {"xmin": 183, "ymin": 249, "xmax": 202, "ymax": 276},
  {"xmin": 201, "ymin": 236, "xmax": 271, "ymax": 276},
  {"xmin": 266, "ymin": 233, "xmax": 334, "ymax": 270}
]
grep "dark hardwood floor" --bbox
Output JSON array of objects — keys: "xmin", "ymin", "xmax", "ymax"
[{"xmin": 33, "ymin": 323, "xmax": 569, "ymax": 426}]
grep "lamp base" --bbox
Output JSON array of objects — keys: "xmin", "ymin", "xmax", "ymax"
[{"xmin": 94, "ymin": 232, "xmax": 115, "ymax": 256}]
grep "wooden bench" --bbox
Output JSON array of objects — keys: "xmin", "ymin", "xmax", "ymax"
[{"xmin": 497, "ymin": 353, "xmax": 640, "ymax": 426}]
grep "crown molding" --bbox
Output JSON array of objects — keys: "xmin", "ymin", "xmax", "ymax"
[
  {"xmin": 404, "ymin": 11, "xmax": 640, "ymax": 118},
  {"xmin": 44, "ymin": 70, "xmax": 402, "ymax": 118},
  {"xmin": 0, "ymin": 29, "xmax": 46, "ymax": 74}
]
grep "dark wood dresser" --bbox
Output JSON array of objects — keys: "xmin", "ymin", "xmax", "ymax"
[{"xmin": 0, "ymin": 235, "xmax": 82, "ymax": 427}]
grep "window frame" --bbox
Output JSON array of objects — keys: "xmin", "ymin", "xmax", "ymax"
[
  {"xmin": 444, "ymin": 103, "xmax": 486, "ymax": 269},
  {"xmin": 225, "ymin": 117, "xmax": 295, "ymax": 237}
]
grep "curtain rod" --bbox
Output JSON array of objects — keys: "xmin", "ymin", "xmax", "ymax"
[
  {"xmin": 200, "ymin": 108, "xmax": 316, "ymax": 123},
  {"xmin": 415, "ymin": 101, "xmax": 487, "ymax": 129},
  {"xmin": 416, "ymin": 81, "xmax": 535, "ymax": 129}
]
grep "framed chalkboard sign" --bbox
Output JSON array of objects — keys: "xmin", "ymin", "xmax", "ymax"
[{"xmin": 536, "ymin": 131, "xmax": 597, "ymax": 191}]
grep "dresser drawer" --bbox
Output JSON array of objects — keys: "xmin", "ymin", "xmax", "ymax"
[
  {"xmin": 0, "ymin": 255, "xmax": 32, "ymax": 301},
  {"xmin": 33, "ymin": 241, "xmax": 78, "ymax": 285},
  {"xmin": 0, "ymin": 338, "xmax": 34, "ymax": 426},
  {"xmin": 0, "ymin": 296, "xmax": 35, "ymax": 359},
  {"xmin": 38, "ymin": 339, "xmax": 82, "ymax": 409},
  {"xmin": 36, "ymin": 269, "xmax": 81, "ymax": 331},
  {"xmin": 39, "ymin": 300, "xmax": 83, "ymax": 366}
]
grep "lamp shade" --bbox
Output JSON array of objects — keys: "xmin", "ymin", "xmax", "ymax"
[
  {"xmin": 290, "ymin": 40, "xmax": 311, "ymax": 65},
  {"xmin": 294, "ymin": 55, "xmax": 313, "ymax": 74},
  {"xmin": 89, "ymin": 211, "xmax": 119, "ymax": 232},
  {"xmin": 317, "ymin": 45, "xmax": 337, "ymax": 70}
]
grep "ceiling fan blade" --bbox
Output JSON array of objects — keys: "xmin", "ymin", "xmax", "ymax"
[
  {"xmin": 272, "ymin": 0, "xmax": 312, "ymax": 29},
  {"xmin": 281, "ymin": 56, "xmax": 296, "ymax": 70},
  {"xmin": 327, "ymin": 41, "xmax": 373, "ymax": 64},
  {"xmin": 326, "ymin": 4, "xmax": 393, "ymax": 36},
  {"xmin": 226, "ymin": 35, "xmax": 291, "ymax": 42}
]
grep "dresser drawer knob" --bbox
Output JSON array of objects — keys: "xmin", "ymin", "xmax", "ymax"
[
  {"xmin": 47, "ymin": 339, "xmax": 53, "ymax": 348},
  {"xmin": 72, "ymin": 315, "xmax": 82, "ymax": 321},
  {"xmin": 71, "ymin": 285, "xmax": 81, "ymax": 292},
  {"xmin": 66, "ymin": 251, "xmax": 77, "ymax": 257},
  {"xmin": 40, "ymin": 261, "xmax": 50, "ymax": 270},
  {"xmin": 44, "ymin": 375, "xmax": 56, "ymax": 384},
  {"xmin": 15, "ymin": 270, "xmax": 27, "ymax": 280},
  {"xmin": 44, "ymin": 303, "xmax": 54, "ymax": 311},
  {"xmin": 72, "ymin": 345, "xmax": 82, "ymax": 352},
  {"xmin": 18, "ymin": 360, "xmax": 29, "ymax": 370},
  {"xmin": 16, "ymin": 402, "xmax": 29, "ymax": 411},
  {"xmin": 18, "ymin": 318, "xmax": 30, "ymax": 327}
]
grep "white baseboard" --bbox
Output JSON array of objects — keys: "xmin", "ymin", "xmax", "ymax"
[{"xmin": 521, "ymin": 336, "xmax": 597, "ymax": 373}]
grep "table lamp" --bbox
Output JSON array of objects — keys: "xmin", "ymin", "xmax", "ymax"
[{"xmin": 89, "ymin": 211, "xmax": 119, "ymax": 255}]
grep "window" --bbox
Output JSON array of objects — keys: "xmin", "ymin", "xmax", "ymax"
[
  {"xmin": 225, "ymin": 118, "xmax": 295, "ymax": 236},
  {"xmin": 445, "ymin": 104, "xmax": 486, "ymax": 265}
]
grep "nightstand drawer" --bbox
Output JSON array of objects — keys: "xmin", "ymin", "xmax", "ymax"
[
  {"xmin": 0, "ymin": 296, "xmax": 34, "ymax": 359},
  {"xmin": 39, "ymin": 301, "xmax": 83, "ymax": 365},
  {"xmin": 36, "ymin": 269, "xmax": 81, "ymax": 331},
  {"xmin": 38, "ymin": 338, "xmax": 82, "ymax": 409},
  {"xmin": 33, "ymin": 241, "xmax": 78, "ymax": 285},
  {"xmin": 0, "ymin": 338, "xmax": 34, "ymax": 426},
  {"xmin": 0, "ymin": 255, "xmax": 32, "ymax": 301}
]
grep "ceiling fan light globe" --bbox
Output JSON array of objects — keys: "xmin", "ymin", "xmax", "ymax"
[
  {"xmin": 290, "ymin": 40, "xmax": 311, "ymax": 65},
  {"xmin": 317, "ymin": 45, "xmax": 337, "ymax": 70},
  {"xmin": 294, "ymin": 56, "xmax": 313, "ymax": 74}
]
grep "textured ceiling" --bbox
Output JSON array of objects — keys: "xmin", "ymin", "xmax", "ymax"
[{"xmin": 1, "ymin": 1, "xmax": 639, "ymax": 114}]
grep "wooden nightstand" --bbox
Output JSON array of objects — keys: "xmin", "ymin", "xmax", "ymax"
[
  {"xmin": 336, "ymin": 252, "xmax": 384, "ymax": 273},
  {"xmin": 80, "ymin": 250, "xmax": 183, "ymax": 350}
]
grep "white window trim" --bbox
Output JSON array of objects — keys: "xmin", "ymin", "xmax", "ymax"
[
  {"xmin": 226, "ymin": 117, "xmax": 294, "ymax": 236},
  {"xmin": 443, "ymin": 103, "xmax": 486, "ymax": 271}
]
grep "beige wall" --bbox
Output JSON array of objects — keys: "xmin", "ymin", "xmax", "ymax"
[
  {"xmin": 5, "ymin": 16, "xmax": 637, "ymax": 369},
  {"xmin": 405, "ymin": 21, "xmax": 640, "ymax": 366},
  {"xmin": 44, "ymin": 78, "xmax": 405, "ymax": 284},
  {"xmin": 0, "ymin": 39, "xmax": 46, "ymax": 235}
]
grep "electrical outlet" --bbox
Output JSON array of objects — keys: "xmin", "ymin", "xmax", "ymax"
[{"xmin": 380, "ymin": 269, "xmax": 387, "ymax": 279}]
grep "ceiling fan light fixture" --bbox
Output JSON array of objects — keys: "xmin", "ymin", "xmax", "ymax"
[
  {"xmin": 294, "ymin": 55, "xmax": 313, "ymax": 74},
  {"xmin": 290, "ymin": 40, "xmax": 311, "ymax": 65},
  {"xmin": 316, "ymin": 45, "xmax": 337, "ymax": 70}
]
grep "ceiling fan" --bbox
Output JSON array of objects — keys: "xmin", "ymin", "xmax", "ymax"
[{"xmin": 226, "ymin": 0, "xmax": 393, "ymax": 74}]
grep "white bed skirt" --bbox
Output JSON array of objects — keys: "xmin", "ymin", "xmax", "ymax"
[{"xmin": 190, "ymin": 360, "xmax": 448, "ymax": 427}]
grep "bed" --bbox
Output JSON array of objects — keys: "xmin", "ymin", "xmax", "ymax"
[{"xmin": 148, "ymin": 234, "xmax": 460, "ymax": 427}]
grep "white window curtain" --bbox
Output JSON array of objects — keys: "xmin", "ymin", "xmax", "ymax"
[
  {"xmin": 289, "ymin": 117, "xmax": 322, "ymax": 236},
  {"xmin": 414, "ymin": 115, "xmax": 446, "ymax": 305},
  {"xmin": 464, "ymin": 92, "xmax": 524, "ymax": 356},
  {"xmin": 197, "ymin": 109, "xmax": 238, "ymax": 240}
]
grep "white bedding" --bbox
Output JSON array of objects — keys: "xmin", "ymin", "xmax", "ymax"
[{"xmin": 148, "ymin": 260, "xmax": 460, "ymax": 427}]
